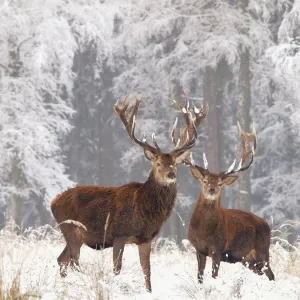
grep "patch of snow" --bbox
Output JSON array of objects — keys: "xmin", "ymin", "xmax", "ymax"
[
  {"xmin": 0, "ymin": 226, "xmax": 299, "ymax": 299},
  {"xmin": 240, "ymin": 190, "xmax": 249, "ymax": 194},
  {"xmin": 58, "ymin": 219, "xmax": 87, "ymax": 231}
]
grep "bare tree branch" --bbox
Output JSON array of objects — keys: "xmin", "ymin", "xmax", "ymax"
[
  {"xmin": 0, "ymin": 63, "xmax": 8, "ymax": 73},
  {"xmin": 16, "ymin": 35, "xmax": 35, "ymax": 60}
]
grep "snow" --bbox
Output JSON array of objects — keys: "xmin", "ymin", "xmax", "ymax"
[
  {"xmin": 240, "ymin": 190, "xmax": 249, "ymax": 195},
  {"xmin": 58, "ymin": 220, "xmax": 87, "ymax": 231},
  {"xmin": 1, "ymin": 226, "xmax": 299, "ymax": 300}
]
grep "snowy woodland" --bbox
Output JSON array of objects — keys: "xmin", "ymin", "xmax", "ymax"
[
  {"xmin": 0, "ymin": 0, "xmax": 299, "ymax": 239},
  {"xmin": 0, "ymin": 0, "xmax": 300, "ymax": 299}
]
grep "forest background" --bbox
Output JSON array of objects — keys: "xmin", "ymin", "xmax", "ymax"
[{"xmin": 0, "ymin": 0, "xmax": 299, "ymax": 243}]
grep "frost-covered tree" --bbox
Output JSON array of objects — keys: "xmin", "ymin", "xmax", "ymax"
[
  {"xmin": 251, "ymin": 0, "xmax": 300, "ymax": 225},
  {"xmin": 1, "ymin": 0, "xmax": 298, "ymax": 238},
  {"xmin": 107, "ymin": 0, "xmax": 300, "ymax": 233},
  {"xmin": 0, "ymin": 0, "xmax": 116, "ymax": 228},
  {"xmin": 108, "ymin": 0, "xmax": 272, "ymax": 228}
]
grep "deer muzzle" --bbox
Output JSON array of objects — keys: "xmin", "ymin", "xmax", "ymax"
[
  {"xmin": 208, "ymin": 188, "xmax": 215, "ymax": 195},
  {"xmin": 167, "ymin": 172, "xmax": 176, "ymax": 179}
]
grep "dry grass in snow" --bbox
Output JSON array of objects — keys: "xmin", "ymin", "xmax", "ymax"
[{"xmin": 0, "ymin": 222, "xmax": 299, "ymax": 300}]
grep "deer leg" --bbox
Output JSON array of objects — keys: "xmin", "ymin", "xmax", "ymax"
[
  {"xmin": 70, "ymin": 242, "xmax": 83, "ymax": 272},
  {"xmin": 255, "ymin": 251, "xmax": 275, "ymax": 281},
  {"xmin": 212, "ymin": 251, "xmax": 221, "ymax": 279},
  {"xmin": 138, "ymin": 241, "xmax": 152, "ymax": 292},
  {"xmin": 60, "ymin": 227, "xmax": 81, "ymax": 272},
  {"xmin": 243, "ymin": 249, "xmax": 257, "ymax": 273},
  {"xmin": 57, "ymin": 246, "xmax": 71, "ymax": 277},
  {"xmin": 196, "ymin": 251, "xmax": 206, "ymax": 283},
  {"xmin": 59, "ymin": 225, "xmax": 83, "ymax": 275},
  {"xmin": 264, "ymin": 262, "xmax": 275, "ymax": 281},
  {"xmin": 113, "ymin": 239, "xmax": 125, "ymax": 275}
]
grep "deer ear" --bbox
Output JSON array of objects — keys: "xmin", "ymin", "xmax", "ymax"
[
  {"xmin": 190, "ymin": 166, "xmax": 205, "ymax": 181},
  {"xmin": 222, "ymin": 176, "xmax": 238, "ymax": 186},
  {"xmin": 174, "ymin": 150, "xmax": 190, "ymax": 164},
  {"xmin": 144, "ymin": 149, "xmax": 157, "ymax": 161}
]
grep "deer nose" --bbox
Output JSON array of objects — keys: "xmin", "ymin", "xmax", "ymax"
[
  {"xmin": 168, "ymin": 172, "xmax": 176, "ymax": 179},
  {"xmin": 209, "ymin": 188, "xmax": 215, "ymax": 195}
]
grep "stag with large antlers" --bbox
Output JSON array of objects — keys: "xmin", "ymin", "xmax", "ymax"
[
  {"xmin": 51, "ymin": 95, "xmax": 205, "ymax": 292},
  {"xmin": 171, "ymin": 105, "xmax": 274, "ymax": 282}
]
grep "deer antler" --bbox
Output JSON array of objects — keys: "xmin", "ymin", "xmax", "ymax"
[
  {"xmin": 220, "ymin": 122, "xmax": 257, "ymax": 178},
  {"xmin": 114, "ymin": 96, "xmax": 162, "ymax": 155},
  {"xmin": 171, "ymin": 91, "xmax": 209, "ymax": 160}
]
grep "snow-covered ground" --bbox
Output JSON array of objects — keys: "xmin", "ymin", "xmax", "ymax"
[{"xmin": 0, "ymin": 225, "xmax": 299, "ymax": 300}]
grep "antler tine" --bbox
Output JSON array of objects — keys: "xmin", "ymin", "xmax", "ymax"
[
  {"xmin": 171, "ymin": 117, "xmax": 179, "ymax": 146},
  {"xmin": 171, "ymin": 92, "xmax": 194, "ymax": 146},
  {"xmin": 222, "ymin": 122, "xmax": 257, "ymax": 178},
  {"xmin": 171, "ymin": 92, "xmax": 198, "ymax": 158},
  {"xmin": 193, "ymin": 103, "xmax": 209, "ymax": 128},
  {"xmin": 237, "ymin": 121, "xmax": 257, "ymax": 164},
  {"xmin": 171, "ymin": 92, "xmax": 210, "ymax": 161},
  {"xmin": 182, "ymin": 90, "xmax": 190, "ymax": 110},
  {"xmin": 181, "ymin": 152, "xmax": 210, "ymax": 178},
  {"xmin": 122, "ymin": 95, "xmax": 129, "ymax": 107},
  {"xmin": 151, "ymin": 133, "xmax": 160, "ymax": 150},
  {"xmin": 181, "ymin": 152, "xmax": 195, "ymax": 167},
  {"xmin": 114, "ymin": 97, "xmax": 162, "ymax": 154}
]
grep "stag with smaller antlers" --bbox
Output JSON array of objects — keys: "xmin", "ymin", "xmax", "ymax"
[
  {"xmin": 51, "ymin": 95, "xmax": 207, "ymax": 292},
  {"xmin": 172, "ymin": 105, "xmax": 274, "ymax": 283}
]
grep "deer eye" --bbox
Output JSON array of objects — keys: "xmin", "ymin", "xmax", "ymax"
[
  {"xmin": 203, "ymin": 180, "xmax": 208, "ymax": 184},
  {"xmin": 156, "ymin": 163, "xmax": 161, "ymax": 167},
  {"xmin": 218, "ymin": 183, "xmax": 222, "ymax": 186}
]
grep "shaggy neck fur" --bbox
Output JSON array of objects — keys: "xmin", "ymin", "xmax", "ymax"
[
  {"xmin": 141, "ymin": 171, "xmax": 177, "ymax": 220},
  {"xmin": 193, "ymin": 190, "xmax": 223, "ymax": 225}
]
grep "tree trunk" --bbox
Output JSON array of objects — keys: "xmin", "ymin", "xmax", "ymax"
[
  {"xmin": 5, "ymin": 155, "xmax": 24, "ymax": 232},
  {"xmin": 236, "ymin": 47, "xmax": 252, "ymax": 211},
  {"xmin": 5, "ymin": 38, "xmax": 25, "ymax": 231},
  {"xmin": 217, "ymin": 59, "xmax": 234, "ymax": 208},
  {"xmin": 67, "ymin": 44, "xmax": 99, "ymax": 185},
  {"xmin": 203, "ymin": 66, "xmax": 220, "ymax": 173},
  {"xmin": 161, "ymin": 78, "xmax": 182, "ymax": 241},
  {"xmin": 97, "ymin": 65, "xmax": 118, "ymax": 186}
]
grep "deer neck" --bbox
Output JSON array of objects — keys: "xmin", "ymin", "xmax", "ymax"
[
  {"xmin": 189, "ymin": 190, "xmax": 223, "ymax": 238},
  {"xmin": 194, "ymin": 190, "xmax": 222, "ymax": 220},
  {"xmin": 141, "ymin": 171, "xmax": 177, "ymax": 217}
]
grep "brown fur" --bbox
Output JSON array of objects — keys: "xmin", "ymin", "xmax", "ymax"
[
  {"xmin": 187, "ymin": 169, "xmax": 275, "ymax": 283},
  {"xmin": 51, "ymin": 153, "xmax": 187, "ymax": 292},
  {"xmin": 51, "ymin": 96, "xmax": 198, "ymax": 292}
]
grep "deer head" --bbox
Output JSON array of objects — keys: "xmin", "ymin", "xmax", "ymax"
[
  {"xmin": 114, "ymin": 96, "xmax": 201, "ymax": 185},
  {"xmin": 188, "ymin": 123, "xmax": 257, "ymax": 201}
]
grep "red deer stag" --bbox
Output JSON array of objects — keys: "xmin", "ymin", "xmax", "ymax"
[
  {"xmin": 172, "ymin": 110, "xmax": 274, "ymax": 283},
  {"xmin": 51, "ymin": 96, "xmax": 207, "ymax": 292}
]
